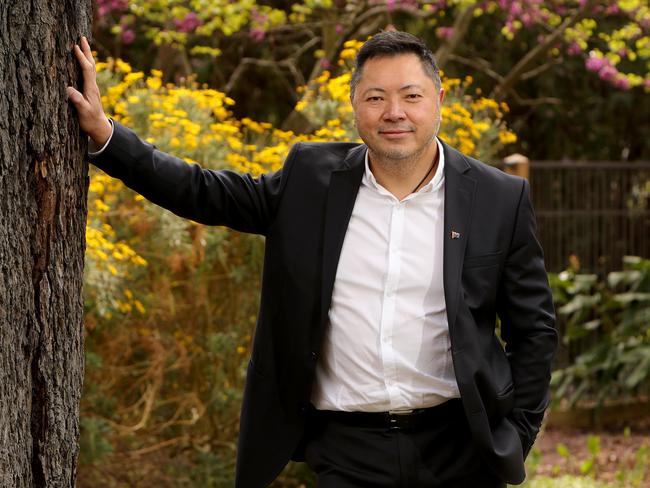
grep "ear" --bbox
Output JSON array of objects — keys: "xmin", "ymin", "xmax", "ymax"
[{"xmin": 438, "ymin": 88, "xmax": 445, "ymax": 105}]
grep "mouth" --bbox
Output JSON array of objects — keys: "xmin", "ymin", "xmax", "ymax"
[{"xmin": 378, "ymin": 129, "xmax": 413, "ymax": 139}]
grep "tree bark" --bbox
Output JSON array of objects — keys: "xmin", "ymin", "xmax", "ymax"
[{"xmin": 0, "ymin": 1, "xmax": 92, "ymax": 486}]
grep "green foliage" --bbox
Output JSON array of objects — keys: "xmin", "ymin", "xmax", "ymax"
[
  {"xmin": 515, "ymin": 475, "xmax": 617, "ymax": 488},
  {"xmin": 556, "ymin": 442, "xmax": 571, "ymax": 459},
  {"xmin": 79, "ymin": 416, "xmax": 115, "ymax": 465},
  {"xmin": 550, "ymin": 256, "xmax": 650, "ymax": 407},
  {"xmin": 579, "ymin": 435, "xmax": 601, "ymax": 475}
]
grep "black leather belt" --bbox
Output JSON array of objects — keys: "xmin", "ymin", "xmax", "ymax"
[{"xmin": 312, "ymin": 398, "xmax": 462, "ymax": 430}]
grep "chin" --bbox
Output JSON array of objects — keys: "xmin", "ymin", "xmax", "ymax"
[{"xmin": 376, "ymin": 145, "xmax": 417, "ymax": 161}]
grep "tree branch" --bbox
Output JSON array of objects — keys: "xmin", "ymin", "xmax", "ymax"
[
  {"xmin": 520, "ymin": 58, "xmax": 563, "ymax": 81},
  {"xmin": 447, "ymin": 54, "xmax": 505, "ymax": 83},
  {"xmin": 435, "ymin": 6, "xmax": 475, "ymax": 66}
]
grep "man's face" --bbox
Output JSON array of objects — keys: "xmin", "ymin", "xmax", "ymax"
[{"xmin": 351, "ymin": 54, "xmax": 444, "ymax": 164}]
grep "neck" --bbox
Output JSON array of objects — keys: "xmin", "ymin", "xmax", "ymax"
[{"xmin": 368, "ymin": 139, "xmax": 439, "ymax": 201}]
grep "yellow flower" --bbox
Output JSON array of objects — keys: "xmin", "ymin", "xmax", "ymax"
[
  {"xmin": 146, "ymin": 77, "xmax": 162, "ymax": 90},
  {"xmin": 498, "ymin": 130, "xmax": 517, "ymax": 144},
  {"xmin": 115, "ymin": 59, "xmax": 132, "ymax": 73}
]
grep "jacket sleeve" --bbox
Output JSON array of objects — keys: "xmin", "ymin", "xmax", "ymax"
[
  {"xmin": 89, "ymin": 120, "xmax": 298, "ymax": 235},
  {"xmin": 497, "ymin": 178, "xmax": 558, "ymax": 456}
]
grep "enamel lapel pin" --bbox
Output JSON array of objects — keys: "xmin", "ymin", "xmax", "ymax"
[{"xmin": 451, "ymin": 230, "xmax": 461, "ymax": 239}]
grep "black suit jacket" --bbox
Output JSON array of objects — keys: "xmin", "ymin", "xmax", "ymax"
[{"xmin": 92, "ymin": 121, "xmax": 557, "ymax": 487}]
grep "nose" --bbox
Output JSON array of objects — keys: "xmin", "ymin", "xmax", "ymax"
[{"xmin": 382, "ymin": 98, "xmax": 406, "ymax": 121}]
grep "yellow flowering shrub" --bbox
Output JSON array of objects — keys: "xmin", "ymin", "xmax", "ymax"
[{"xmin": 85, "ymin": 169, "xmax": 148, "ymax": 320}]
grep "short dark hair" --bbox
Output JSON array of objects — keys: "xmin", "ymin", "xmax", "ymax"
[{"xmin": 349, "ymin": 31, "xmax": 441, "ymax": 100}]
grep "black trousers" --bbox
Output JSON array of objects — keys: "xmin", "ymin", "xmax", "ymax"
[{"xmin": 303, "ymin": 399, "xmax": 506, "ymax": 488}]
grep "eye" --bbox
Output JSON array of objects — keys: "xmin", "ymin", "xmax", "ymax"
[
  {"xmin": 405, "ymin": 93, "xmax": 422, "ymax": 100},
  {"xmin": 366, "ymin": 96, "xmax": 383, "ymax": 102}
]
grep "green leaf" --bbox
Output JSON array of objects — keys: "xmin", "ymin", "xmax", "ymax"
[
  {"xmin": 559, "ymin": 293, "xmax": 601, "ymax": 315},
  {"xmin": 607, "ymin": 270, "xmax": 642, "ymax": 288},
  {"xmin": 587, "ymin": 435, "xmax": 601, "ymax": 456},
  {"xmin": 614, "ymin": 292, "xmax": 650, "ymax": 305},
  {"xmin": 583, "ymin": 319, "xmax": 601, "ymax": 331},
  {"xmin": 623, "ymin": 256, "xmax": 642, "ymax": 266},
  {"xmin": 580, "ymin": 458, "xmax": 594, "ymax": 474},
  {"xmin": 624, "ymin": 353, "xmax": 650, "ymax": 389},
  {"xmin": 556, "ymin": 443, "xmax": 570, "ymax": 458}
]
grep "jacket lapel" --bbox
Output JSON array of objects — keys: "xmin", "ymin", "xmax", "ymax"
[
  {"xmin": 442, "ymin": 142, "xmax": 477, "ymax": 334},
  {"xmin": 319, "ymin": 145, "xmax": 366, "ymax": 328}
]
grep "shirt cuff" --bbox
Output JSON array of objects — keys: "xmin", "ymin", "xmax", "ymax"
[{"xmin": 88, "ymin": 119, "xmax": 115, "ymax": 156}]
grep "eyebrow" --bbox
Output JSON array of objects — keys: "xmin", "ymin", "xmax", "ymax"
[{"xmin": 362, "ymin": 84, "xmax": 425, "ymax": 97}]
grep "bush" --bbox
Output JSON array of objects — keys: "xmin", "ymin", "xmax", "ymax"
[{"xmin": 550, "ymin": 256, "xmax": 650, "ymax": 407}]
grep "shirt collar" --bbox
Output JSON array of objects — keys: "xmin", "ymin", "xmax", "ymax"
[{"xmin": 362, "ymin": 138, "xmax": 445, "ymax": 196}]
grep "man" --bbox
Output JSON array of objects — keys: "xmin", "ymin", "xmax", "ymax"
[{"xmin": 68, "ymin": 31, "xmax": 556, "ymax": 487}]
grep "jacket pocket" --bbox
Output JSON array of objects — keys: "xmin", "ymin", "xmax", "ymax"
[{"xmin": 464, "ymin": 251, "xmax": 503, "ymax": 269}]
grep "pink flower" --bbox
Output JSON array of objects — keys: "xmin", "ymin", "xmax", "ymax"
[
  {"xmin": 250, "ymin": 28, "xmax": 265, "ymax": 42},
  {"xmin": 567, "ymin": 43, "xmax": 582, "ymax": 56},
  {"xmin": 614, "ymin": 76, "xmax": 631, "ymax": 90},
  {"xmin": 598, "ymin": 65, "xmax": 617, "ymax": 81},
  {"xmin": 436, "ymin": 27, "xmax": 454, "ymax": 40},
  {"xmin": 585, "ymin": 56, "xmax": 605, "ymax": 72},
  {"xmin": 121, "ymin": 30, "xmax": 135, "ymax": 44},
  {"xmin": 320, "ymin": 59, "xmax": 332, "ymax": 70},
  {"xmin": 96, "ymin": 0, "xmax": 127, "ymax": 18},
  {"xmin": 174, "ymin": 12, "xmax": 203, "ymax": 33},
  {"xmin": 400, "ymin": 0, "xmax": 419, "ymax": 11},
  {"xmin": 335, "ymin": 24, "xmax": 345, "ymax": 35},
  {"xmin": 386, "ymin": 0, "xmax": 397, "ymax": 11}
]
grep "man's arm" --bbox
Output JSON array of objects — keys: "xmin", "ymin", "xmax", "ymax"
[
  {"xmin": 67, "ymin": 37, "xmax": 292, "ymax": 234},
  {"xmin": 90, "ymin": 120, "xmax": 293, "ymax": 233},
  {"xmin": 497, "ymin": 179, "xmax": 558, "ymax": 456}
]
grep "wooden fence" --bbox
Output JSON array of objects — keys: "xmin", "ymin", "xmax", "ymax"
[
  {"xmin": 503, "ymin": 159, "xmax": 650, "ymax": 371},
  {"xmin": 505, "ymin": 158, "xmax": 650, "ymax": 274}
]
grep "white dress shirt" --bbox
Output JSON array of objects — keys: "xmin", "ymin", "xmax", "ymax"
[{"xmin": 311, "ymin": 139, "xmax": 460, "ymax": 412}]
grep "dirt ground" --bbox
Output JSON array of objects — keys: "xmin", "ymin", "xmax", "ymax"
[{"xmin": 534, "ymin": 424, "xmax": 650, "ymax": 485}]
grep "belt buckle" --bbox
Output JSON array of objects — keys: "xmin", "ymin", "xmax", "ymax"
[{"xmin": 387, "ymin": 409, "xmax": 415, "ymax": 430}]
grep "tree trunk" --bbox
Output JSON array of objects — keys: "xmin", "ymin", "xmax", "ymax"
[{"xmin": 0, "ymin": 1, "xmax": 92, "ymax": 486}]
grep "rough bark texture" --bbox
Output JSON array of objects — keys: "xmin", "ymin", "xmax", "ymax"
[{"xmin": 0, "ymin": 1, "xmax": 92, "ymax": 486}]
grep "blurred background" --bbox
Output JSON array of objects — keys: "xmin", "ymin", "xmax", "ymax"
[{"xmin": 79, "ymin": 1, "xmax": 649, "ymax": 486}]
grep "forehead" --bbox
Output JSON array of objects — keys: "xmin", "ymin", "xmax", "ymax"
[{"xmin": 357, "ymin": 53, "xmax": 434, "ymax": 88}]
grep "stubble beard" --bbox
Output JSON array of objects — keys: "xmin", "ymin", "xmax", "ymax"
[{"xmin": 367, "ymin": 116, "xmax": 441, "ymax": 179}]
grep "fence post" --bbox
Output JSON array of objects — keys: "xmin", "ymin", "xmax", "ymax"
[{"xmin": 503, "ymin": 153, "xmax": 530, "ymax": 180}]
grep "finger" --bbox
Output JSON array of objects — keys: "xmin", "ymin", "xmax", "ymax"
[
  {"xmin": 66, "ymin": 86, "xmax": 88, "ymax": 109},
  {"xmin": 73, "ymin": 44, "xmax": 99, "ymax": 95},
  {"xmin": 73, "ymin": 44, "xmax": 93, "ymax": 72},
  {"xmin": 81, "ymin": 36, "xmax": 95, "ymax": 65}
]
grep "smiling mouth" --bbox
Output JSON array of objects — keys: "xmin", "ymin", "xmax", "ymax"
[{"xmin": 379, "ymin": 129, "xmax": 413, "ymax": 139}]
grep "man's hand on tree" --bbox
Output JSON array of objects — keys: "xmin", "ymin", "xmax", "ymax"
[{"xmin": 67, "ymin": 36, "xmax": 112, "ymax": 147}]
